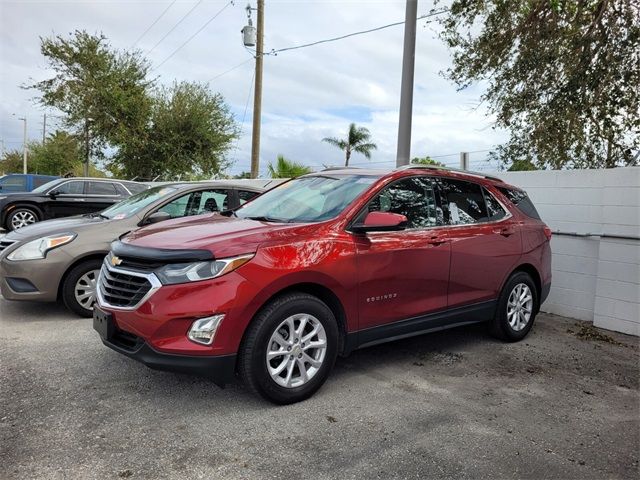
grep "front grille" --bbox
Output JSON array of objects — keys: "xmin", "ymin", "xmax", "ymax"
[
  {"xmin": 99, "ymin": 262, "xmax": 153, "ymax": 308},
  {"xmin": 118, "ymin": 257, "xmax": 165, "ymax": 272},
  {"xmin": 111, "ymin": 329, "xmax": 143, "ymax": 351},
  {"xmin": 0, "ymin": 239, "xmax": 16, "ymax": 254}
]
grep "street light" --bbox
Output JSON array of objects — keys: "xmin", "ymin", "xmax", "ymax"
[{"xmin": 12, "ymin": 114, "xmax": 28, "ymax": 174}]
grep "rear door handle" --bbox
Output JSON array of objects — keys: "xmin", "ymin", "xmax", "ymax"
[
  {"xmin": 426, "ymin": 234, "xmax": 447, "ymax": 246},
  {"xmin": 494, "ymin": 226, "xmax": 515, "ymax": 237}
]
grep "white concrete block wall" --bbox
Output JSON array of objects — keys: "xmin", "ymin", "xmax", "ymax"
[{"xmin": 495, "ymin": 167, "xmax": 640, "ymax": 336}]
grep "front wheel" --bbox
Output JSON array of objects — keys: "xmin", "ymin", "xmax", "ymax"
[
  {"xmin": 238, "ymin": 292, "xmax": 339, "ymax": 404},
  {"xmin": 490, "ymin": 271, "xmax": 538, "ymax": 341},
  {"xmin": 7, "ymin": 207, "xmax": 39, "ymax": 231},
  {"xmin": 61, "ymin": 259, "xmax": 103, "ymax": 317}
]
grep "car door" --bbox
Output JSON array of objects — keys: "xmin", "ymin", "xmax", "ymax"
[
  {"xmin": 434, "ymin": 177, "xmax": 521, "ymax": 307},
  {"xmin": 354, "ymin": 176, "xmax": 451, "ymax": 330},
  {"xmin": 84, "ymin": 181, "xmax": 122, "ymax": 212},
  {"xmin": 47, "ymin": 180, "xmax": 87, "ymax": 218}
]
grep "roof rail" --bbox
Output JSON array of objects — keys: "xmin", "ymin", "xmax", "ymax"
[
  {"xmin": 395, "ymin": 164, "xmax": 504, "ymax": 183},
  {"xmin": 321, "ymin": 166, "xmax": 362, "ymax": 171}
]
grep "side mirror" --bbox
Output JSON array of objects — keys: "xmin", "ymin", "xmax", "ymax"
[
  {"xmin": 144, "ymin": 211, "xmax": 171, "ymax": 225},
  {"xmin": 48, "ymin": 190, "xmax": 59, "ymax": 198},
  {"xmin": 351, "ymin": 211, "xmax": 408, "ymax": 233}
]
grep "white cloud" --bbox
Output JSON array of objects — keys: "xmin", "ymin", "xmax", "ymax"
[{"xmin": 0, "ymin": 0, "xmax": 506, "ymax": 175}]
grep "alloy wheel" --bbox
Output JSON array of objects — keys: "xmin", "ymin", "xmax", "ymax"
[
  {"xmin": 74, "ymin": 269, "xmax": 100, "ymax": 311},
  {"xmin": 507, "ymin": 283, "xmax": 533, "ymax": 331},
  {"xmin": 10, "ymin": 211, "xmax": 37, "ymax": 229},
  {"xmin": 266, "ymin": 313, "xmax": 327, "ymax": 388}
]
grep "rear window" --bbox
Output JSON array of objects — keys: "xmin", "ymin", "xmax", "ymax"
[{"xmin": 497, "ymin": 187, "xmax": 541, "ymax": 220}]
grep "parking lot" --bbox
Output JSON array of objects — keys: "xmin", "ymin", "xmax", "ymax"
[{"xmin": 0, "ymin": 297, "xmax": 638, "ymax": 479}]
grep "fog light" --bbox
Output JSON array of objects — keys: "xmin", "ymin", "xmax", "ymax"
[{"xmin": 188, "ymin": 314, "xmax": 224, "ymax": 345}]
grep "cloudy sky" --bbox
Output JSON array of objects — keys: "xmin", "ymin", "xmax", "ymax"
[{"xmin": 0, "ymin": 0, "xmax": 507, "ymax": 176}]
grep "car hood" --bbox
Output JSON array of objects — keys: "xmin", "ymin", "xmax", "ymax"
[
  {"xmin": 3, "ymin": 215, "xmax": 130, "ymax": 242},
  {"xmin": 122, "ymin": 214, "xmax": 321, "ymax": 258}
]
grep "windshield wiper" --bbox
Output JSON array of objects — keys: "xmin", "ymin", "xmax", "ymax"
[
  {"xmin": 245, "ymin": 215, "xmax": 285, "ymax": 223},
  {"xmin": 219, "ymin": 209, "xmax": 237, "ymax": 217}
]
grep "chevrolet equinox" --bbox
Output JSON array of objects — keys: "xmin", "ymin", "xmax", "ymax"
[{"xmin": 93, "ymin": 166, "xmax": 552, "ymax": 404}]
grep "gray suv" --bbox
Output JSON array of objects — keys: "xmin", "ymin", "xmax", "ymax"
[{"xmin": 0, "ymin": 181, "xmax": 267, "ymax": 316}]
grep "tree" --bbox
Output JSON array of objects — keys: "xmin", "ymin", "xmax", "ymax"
[
  {"xmin": 435, "ymin": 0, "xmax": 640, "ymax": 169},
  {"xmin": 111, "ymin": 82, "xmax": 238, "ymax": 180},
  {"xmin": 322, "ymin": 123, "xmax": 377, "ymax": 166},
  {"xmin": 27, "ymin": 30, "xmax": 152, "ymax": 174},
  {"xmin": 29, "ymin": 131, "xmax": 83, "ymax": 175},
  {"xmin": 0, "ymin": 151, "xmax": 25, "ymax": 174},
  {"xmin": 411, "ymin": 156, "xmax": 445, "ymax": 167},
  {"xmin": 267, "ymin": 155, "xmax": 313, "ymax": 178},
  {"xmin": 508, "ymin": 159, "xmax": 538, "ymax": 172}
]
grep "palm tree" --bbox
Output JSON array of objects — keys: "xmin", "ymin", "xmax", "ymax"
[
  {"xmin": 322, "ymin": 123, "xmax": 377, "ymax": 167},
  {"xmin": 267, "ymin": 154, "xmax": 313, "ymax": 178}
]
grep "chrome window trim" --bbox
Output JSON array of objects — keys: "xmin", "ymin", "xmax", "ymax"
[{"xmin": 96, "ymin": 259, "xmax": 162, "ymax": 311}]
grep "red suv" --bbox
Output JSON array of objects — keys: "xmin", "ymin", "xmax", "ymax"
[{"xmin": 94, "ymin": 166, "xmax": 551, "ymax": 404}]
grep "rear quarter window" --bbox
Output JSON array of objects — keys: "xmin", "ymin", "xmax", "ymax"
[{"xmin": 497, "ymin": 187, "xmax": 541, "ymax": 220}]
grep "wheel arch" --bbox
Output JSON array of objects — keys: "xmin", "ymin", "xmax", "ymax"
[
  {"xmin": 242, "ymin": 282, "xmax": 349, "ymax": 356},
  {"xmin": 57, "ymin": 252, "xmax": 108, "ymax": 300},
  {"xmin": 508, "ymin": 263, "xmax": 542, "ymax": 312},
  {"xmin": 3, "ymin": 202, "xmax": 44, "ymax": 228}
]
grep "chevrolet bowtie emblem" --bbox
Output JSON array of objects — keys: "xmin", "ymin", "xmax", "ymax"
[{"xmin": 111, "ymin": 255, "xmax": 123, "ymax": 267}]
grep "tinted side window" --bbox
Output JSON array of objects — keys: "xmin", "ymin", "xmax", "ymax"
[
  {"xmin": 114, "ymin": 184, "xmax": 130, "ymax": 196},
  {"xmin": 497, "ymin": 187, "xmax": 541, "ymax": 220},
  {"xmin": 238, "ymin": 190, "xmax": 259, "ymax": 205},
  {"xmin": 125, "ymin": 183, "xmax": 149, "ymax": 194},
  {"xmin": 0, "ymin": 176, "xmax": 27, "ymax": 188},
  {"xmin": 483, "ymin": 188, "xmax": 507, "ymax": 221},
  {"xmin": 34, "ymin": 176, "xmax": 53, "ymax": 188},
  {"xmin": 368, "ymin": 177, "xmax": 438, "ymax": 229},
  {"xmin": 437, "ymin": 179, "xmax": 487, "ymax": 225},
  {"xmin": 87, "ymin": 181, "xmax": 117, "ymax": 195},
  {"xmin": 55, "ymin": 181, "xmax": 84, "ymax": 195}
]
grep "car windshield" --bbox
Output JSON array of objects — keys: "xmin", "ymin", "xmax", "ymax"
[
  {"xmin": 101, "ymin": 185, "xmax": 178, "ymax": 219},
  {"xmin": 235, "ymin": 175, "xmax": 378, "ymax": 223},
  {"xmin": 31, "ymin": 178, "xmax": 64, "ymax": 193}
]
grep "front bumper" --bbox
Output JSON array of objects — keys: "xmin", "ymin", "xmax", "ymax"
[
  {"xmin": 0, "ymin": 248, "xmax": 70, "ymax": 302},
  {"xmin": 94, "ymin": 310, "xmax": 236, "ymax": 386}
]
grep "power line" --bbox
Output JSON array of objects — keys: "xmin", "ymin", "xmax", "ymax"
[
  {"xmin": 147, "ymin": 0, "xmax": 206, "ymax": 55},
  {"xmin": 267, "ymin": 8, "xmax": 449, "ymax": 56},
  {"xmin": 153, "ymin": 0, "xmax": 234, "ymax": 71},
  {"xmin": 132, "ymin": 0, "xmax": 178, "ymax": 47},
  {"xmin": 206, "ymin": 58, "xmax": 253, "ymax": 83}
]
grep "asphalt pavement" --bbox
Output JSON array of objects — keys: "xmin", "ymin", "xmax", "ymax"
[{"xmin": 1, "ymin": 297, "xmax": 638, "ymax": 479}]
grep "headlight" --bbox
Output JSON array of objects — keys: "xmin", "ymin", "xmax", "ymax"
[
  {"xmin": 154, "ymin": 253, "xmax": 254, "ymax": 285},
  {"xmin": 7, "ymin": 234, "xmax": 76, "ymax": 261}
]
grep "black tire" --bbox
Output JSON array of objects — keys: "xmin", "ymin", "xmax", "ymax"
[
  {"xmin": 6, "ymin": 206, "xmax": 40, "ymax": 231},
  {"xmin": 62, "ymin": 259, "xmax": 103, "ymax": 317},
  {"xmin": 238, "ymin": 292, "xmax": 339, "ymax": 404},
  {"xmin": 489, "ymin": 271, "xmax": 539, "ymax": 342}
]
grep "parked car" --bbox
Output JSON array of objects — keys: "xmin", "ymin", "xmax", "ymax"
[
  {"xmin": 0, "ymin": 181, "xmax": 264, "ymax": 316},
  {"xmin": 0, "ymin": 174, "xmax": 59, "ymax": 193},
  {"xmin": 92, "ymin": 166, "xmax": 552, "ymax": 404},
  {"xmin": 0, "ymin": 177, "xmax": 149, "ymax": 231}
]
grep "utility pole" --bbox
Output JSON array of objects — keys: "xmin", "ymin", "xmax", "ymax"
[
  {"xmin": 19, "ymin": 117, "xmax": 28, "ymax": 174},
  {"xmin": 250, "ymin": 0, "xmax": 264, "ymax": 178},
  {"xmin": 459, "ymin": 151, "xmax": 469, "ymax": 170},
  {"xmin": 396, "ymin": 0, "xmax": 418, "ymax": 167},
  {"xmin": 42, "ymin": 113, "xmax": 47, "ymax": 144},
  {"xmin": 84, "ymin": 120, "xmax": 90, "ymax": 177}
]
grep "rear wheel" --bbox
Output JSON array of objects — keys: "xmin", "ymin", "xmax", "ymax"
[
  {"xmin": 62, "ymin": 259, "xmax": 103, "ymax": 317},
  {"xmin": 490, "ymin": 271, "xmax": 538, "ymax": 341},
  {"xmin": 7, "ymin": 207, "xmax": 39, "ymax": 231},
  {"xmin": 238, "ymin": 292, "xmax": 339, "ymax": 404}
]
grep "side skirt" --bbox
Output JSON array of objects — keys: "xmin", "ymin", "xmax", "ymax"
[{"xmin": 344, "ymin": 300, "xmax": 496, "ymax": 353}]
